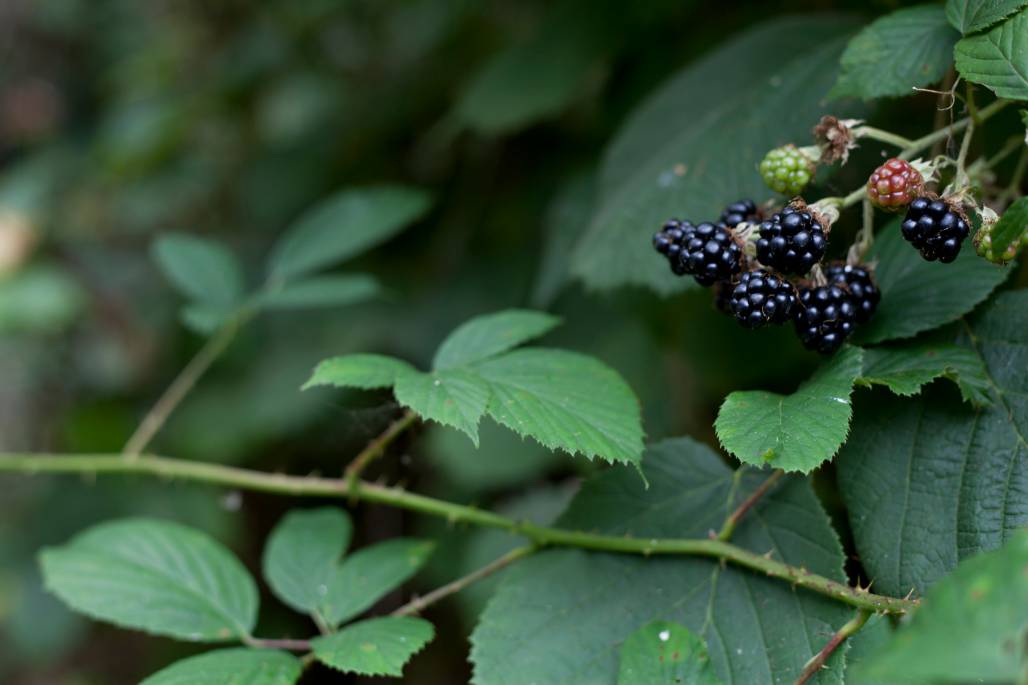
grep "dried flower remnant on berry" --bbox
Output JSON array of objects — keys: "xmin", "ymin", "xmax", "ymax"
[{"xmin": 812, "ymin": 116, "xmax": 857, "ymax": 165}]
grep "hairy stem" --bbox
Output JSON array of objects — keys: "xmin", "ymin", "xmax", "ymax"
[
  {"xmin": 716, "ymin": 470, "xmax": 784, "ymax": 541},
  {"xmin": 0, "ymin": 453, "xmax": 917, "ymax": 615},
  {"xmin": 899, "ymin": 98, "xmax": 1009, "ymax": 161},
  {"xmin": 344, "ymin": 409, "xmax": 418, "ymax": 494},
  {"xmin": 392, "ymin": 545, "xmax": 535, "ymax": 617},
  {"xmin": 122, "ymin": 312, "xmax": 250, "ymax": 459},
  {"xmin": 794, "ymin": 609, "xmax": 871, "ymax": 685}
]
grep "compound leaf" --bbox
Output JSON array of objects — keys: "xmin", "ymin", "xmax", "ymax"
[
  {"xmin": 262, "ymin": 508, "xmax": 352, "ymax": 614},
  {"xmin": 954, "ymin": 7, "xmax": 1028, "ymax": 99},
  {"xmin": 312, "ymin": 616, "xmax": 434, "ymax": 677},
  {"xmin": 140, "ymin": 649, "xmax": 302, "ymax": 685}
]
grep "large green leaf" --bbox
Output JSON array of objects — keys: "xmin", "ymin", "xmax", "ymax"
[
  {"xmin": 320, "ymin": 538, "xmax": 434, "ymax": 627},
  {"xmin": 571, "ymin": 16, "xmax": 860, "ymax": 294},
  {"xmin": 954, "ymin": 7, "xmax": 1028, "ymax": 99},
  {"xmin": 837, "ymin": 290, "xmax": 1028, "ymax": 598},
  {"xmin": 266, "ymin": 186, "xmax": 431, "ymax": 281},
  {"xmin": 617, "ymin": 621, "xmax": 723, "ymax": 685},
  {"xmin": 471, "ymin": 438, "xmax": 852, "ymax": 685},
  {"xmin": 394, "ymin": 369, "xmax": 491, "ymax": 445},
  {"xmin": 475, "ymin": 348, "xmax": 644, "ymax": 466},
  {"xmin": 831, "ymin": 5, "xmax": 959, "ymax": 100},
  {"xmin": 304, "ymin": 354, "xmax": 418, "ymax": 390},
  {"xmin": 262, "ymin": 508, "xmax": 352, "ymax": 614},
  {"xmin": 853, "ymin": 222, "xmax": 1009, "ymax": 344},
  {"xmin": 857, "ymin": 531, "xmax": 1028, "ymax": 683},
  {"xmin": 140, "ymin": 649, "xmax": 303, "ymax": 685},
  {"xmin": 312, "ymin": 616, "xmax": 435, "ymax": 677},
  {"xmin": 432, "ymin": 309, "xmax": 560, "ymax": 370},
  {"xmin": 715, "ymin": 346, "xmax": 863, "ymax": 472},
  {"xmin": 40, "ymin": 518, "xmax": 258, "ymax": 641},
  {"xmin": 946, "ymin": 0, "xmax": 1028, "ymax": 33},
  {"xmin": 858, "ymin": 339, "xmax": 991, "ymax": 405},
  {"xmin": 260, "ymin": 274, "xmax": 380, "ymax": 310},
  {"xmin": 988, "ymin": 196, "xmax": 1028, "ymax": 258},
  {"xmin": 152, "ymin": 233, "xmax": 244, "ymax": 309}
]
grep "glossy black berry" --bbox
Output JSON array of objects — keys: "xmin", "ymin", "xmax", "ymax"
[
  {"xmin": 652, "ymin": 219, "xmax": 742, "ymax": 286},
  {"xmin": 756, "ymin": 205, "xmax": 827, "ymax": 275},
  {"xmin": 720, "ymin": 199, "xmax": 759, "ymax": 228},
  {"xmin": 729, "ymin": 269, "xmax": 797, "ymax": 328},
  {"xmin": 793, "ymin": 284, "xmax": 857, "ymax": 355},
  {"xmin": 825, "ymin": 262, "xmax": 880, "ymax": 324},
  {"xmin": 900, "ymin": 197, "xmax": 970, "ymax": 263}
]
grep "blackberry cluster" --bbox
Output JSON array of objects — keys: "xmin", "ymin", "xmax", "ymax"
[
  {"xmin": 652, "ymin": 219, "xmax": 743, "ymax": 286},
  {"xmin": 900, "ymin": 198, "xmax": 970, "ymax": 263},
  {"xmin": 755, "ymin": 205, "xmax": 827, "ymax": 275},
  {"xmin": 720, "ymin": 199, "xmax": 760, "ymax": 228},
  {"xmin": 793, "ymin": 284, "xmax": 858, "ymax": 354},
  {"xmin": 728, "ymin": 269, "xmax": 797, "ymax": 328},
  {"xmin": 825, "ymin": 263, "xmax": 880, "ymax": 323}
]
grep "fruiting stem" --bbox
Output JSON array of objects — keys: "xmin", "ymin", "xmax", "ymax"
[
  {"xmin": 716, "ymin": 470, "xmax": 784, "ymax": 541},
  {"xmin": 793, "ymin": 609, "xmax": 871, "ymax": 685},
  {"xmin": 392, "ymin": 545, "xmax": 535, "ymax": 617},
  {"xmin": 0, "ymin": 452, "xmax": 917, "ymax": 616},
  {"xmin": 122, "ymin": 309, "xmax": 252, "ymax": 459},
  {"xmin": 848, "ymin": 199, "xmax": 875, "ymax": 265},
  {"xmin": 899, "ymin": 98, "xmax": 1009, "ymax": 161},
  {"xmin": 343, "ymin": 409, "xmax": 418, "ymax": 495},
  {"xmin": 853, "ymin": 126, "xmax": 913, "ymax": 149}
]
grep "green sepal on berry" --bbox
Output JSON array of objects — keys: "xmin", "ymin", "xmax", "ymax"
[{"xmin": 760, "ymin": 145, "xmax": 818, "ymax": 196}]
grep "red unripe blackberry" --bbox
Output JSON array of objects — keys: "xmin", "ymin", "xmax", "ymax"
[
  {"xmin": 755, "ymin": 204, "xmax": 827, "ymax": 275},
  {"xmin": 824, "ymin": 262, "xmax": 880, "ymax": 324},
  {"xmin": 653, "ymin": 219, "xmax": 743, "ymax": 286},
  {"xmin": 900, "ymin": 197, "xmax": 970, "ymax": 263},
  {"xmin": 729, "ymin": 269, "xmax": 797, "ymax": 328},
  {"xmin": 793, "ymin": 284, "xmax": 857, "ymax": 355},
  {"xmin": 867, "ymin": 158, "xmax": 923, "ymax": 211}
]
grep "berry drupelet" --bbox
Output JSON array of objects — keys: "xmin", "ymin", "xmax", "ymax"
[
  {"xmin": 867, "ymin": 158, "xmax": 924, "ymax": 211},
  {"xmin": 755, "ymin": 204, "xmax": 827, "ymax": 275},
  {"xmin": 825, "ymin": 262, "xmax": 880, "ymax": 324},
  {"xmin": 728, "ymin": 269, "xmax": 797, "ymax": 328},
  {"xmin": 900, "ymin": 197, "xmax": 970, "ymax": 263},
  {"xmin": 760, "ymin": 145, "xmax": 815, "ymax": 195},
  {"xmin": 653, "ymin": 219, "xmax": 743, "ymax": 286},
  {"xmin": 793, "ymin": 284, "xmax": 858, "ymax": 354},
  {"xmin": 719, "ymin": 199, "xmax": 760, "ymax": 228}
]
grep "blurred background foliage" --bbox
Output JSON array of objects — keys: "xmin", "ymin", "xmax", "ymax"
[{"xmin": 2, "ymin": 0, "xmax": 1020, "ymax": 682}]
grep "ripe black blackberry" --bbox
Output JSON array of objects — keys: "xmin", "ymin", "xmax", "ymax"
[
  {"xmin": 756, "ymin": 205, "xmax": 827, "ymax": 275},
  {"xmin": 793, "ymin": 284, "xmax": 857, "ymax": 354},
  {"xmin": 825, "ymin": 263, "xmax": 880, "ymax": 324},
  {"xmin": 900, "ymin": 197, "xmax": 970, "ymax": 263},
  {"xmin": 729, "ymin": 269, "xmax": 797, "ymax": 328},
  {"xmin": 719, "ymin": 199, "xmax": 759, "ymax": 228},
  {"xmin": 652, "ymin": 219, "xmax": 742, "ymax": 286}
]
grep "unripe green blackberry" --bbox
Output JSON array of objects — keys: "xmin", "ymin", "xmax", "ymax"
[
  {"xmin": 975, "ymin": 223, "xmax": 1026, "ymax": 264},
  {"xmin": 760, "ymin": 145, "xmax": 815, "ymax": 195}
]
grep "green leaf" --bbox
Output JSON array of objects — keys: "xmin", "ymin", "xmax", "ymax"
[
  {"xmin": 831, "ymin": 5, "xmax": 959, "ymax": 100},
  {"xmin": 838, "ymin": 290, "xmax": 1028, "ymax": 598},
  {"xmin": 715, "ymin": 347, "xmax": 863, "ymax": 472},
  {"xmin": 571, "ymin": 16, "xmax": 861, "ymax": 294},
  {"xmin": 394, "ymin": 369, "xmax": 491, "ymax": 445},
  {"xmin": 152, "ymin": 233, "xmax": 244, "ymax": 309},
  {"xmin": 180, "ymin": 302, "xmax": 233, "ymax": 336},
  {"xmin": 617, "ymin": 621, "xmax": 723, "ymax": 685},
  {"xmin": 989, "ymin": 196, "xmax": 1028, "ymax": 258},
  {"xmin": 303, "ymin": 354, "xmax": 417, "ymax": 390},
  {"xmin": 858, "ymin": 340, "xmax": 992, "ymax": 405},
  {"xmin": 260, "ymin": 274, "xmax": 380, "ymax": 310},
  {"xmin": 857, "ymin": 531, "xmax": 1028, "ymax": 683},
  {"xmin": 852, "ymin": 222, "xmax": 1008, "ymax": 344},
  {"xmin": 432, "ymin": 309, "xmax": 561, "ymax": 370},
  {"xmin": 140, "ymin": 649, "xmax": 302, "ymax": 685},
  {"xmin": 946, "ymin": 0, "xmax": 1028, "ymax": 33},
  {"xmin": 40, "ymin": 518, "xmax": 258, "ymax": 642},
  {"xmin": 312, "ymin": 616, "xmax": 434, "ymax": 677},
  {"xmin": 262, "ymin": 508, "xmax": 352, "ymax": 614},
  {"xmin": 266, "ymin": 186, "xmax": 431, "ymax": 281},
  {"xmin": 471, "ymin": 438, "xmax": 851, "ymax": 685},
  {"xmin": 954, "ymin": 7, "xmax": 1028, "ymax": 99},
  {"xmin": 475, "ymin": 348, "xmax": 644, "ymax": 466},
  {"xmin": 0, "ymin": 263, "xmax": 84, "ymax": 333},
  {"xmin": 320, "ymin": 538, "xmax": 434, "ymax": 627}
]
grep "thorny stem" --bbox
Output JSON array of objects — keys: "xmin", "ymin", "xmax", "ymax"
[
  {"xmin": 122, "ymin": 309, "xmax": 252, "ymax": 459},
  {"xmin": 343, "ymin": 409, "xmax": 418, "ymax": 495},
  {"xmin": 392, "ymin": 545, "xmax": 536, "ymax": 617},
  {"xmin": 793, "ymin": 609, "xmax": 872, "ymax": 685},
  {"xmin": 716, "ymin": 470, "xmax": 784, "ymax": 541},
  {"xmin": 0, "ymin": 453, "xmax": 918, "ymax": 616}
]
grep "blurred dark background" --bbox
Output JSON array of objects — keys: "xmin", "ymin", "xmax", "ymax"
[{"xmin": 0, "ymin": 1, "xmax": 971, "ymax": 683}]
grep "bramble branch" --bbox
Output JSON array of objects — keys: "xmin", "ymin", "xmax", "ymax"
[
  {"xmin": 0, "ymin": 452, "xmax": 917, "ymax": 616},
  {"xmin": 794, "ymin": 609, "xmax": 872, "ymax": 685}
]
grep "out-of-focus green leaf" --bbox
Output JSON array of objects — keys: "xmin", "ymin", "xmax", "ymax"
[
  {"xmin": 152, "ymin": 233, "xmax": 244, "ymax": 309},
  {"xmin": 617, "ymin": 621, "xmax": 723, "ymax": 685},
  {"xmin": 954, "ymin": 8, "xmax": 1028, "ymax": 99},
  {"xmin": 312, "ymin": 616, "xmax": 434, "ymax": 677},
  {"xmin": 858, "ymin": 340, "xmax": 991, "ymax": 405},
  {"xmin": 532, "ymin": 173, "xmax": 595, "ymax": 307},
  {"xmin": 831, "ymin": 5, "xmax": 958, "ymax": 100},
  {"xmin": 433, "ymin": 309, "xmax": 560, "ymax": 370},
  {"xmin": 266, "ymin": 186, "xmax": 431, "ymax": 282},
  {"xmin": 946, "ymin": 0, "xmax": 1028, "ymax": 33},
  {"xmin": 0, "ymin": 264, "xmax": 84, "ymax": 333},
  {"xmin": 263, "ymin": 508, "xmax": 352, "ymax": 614},
  {"xmin": 140, "ymin": 649, "xmax": 303, "ymax": 685},
  {"xmin": 260, "ymin": 274, "xmax": 380, "ymax": 310}
]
